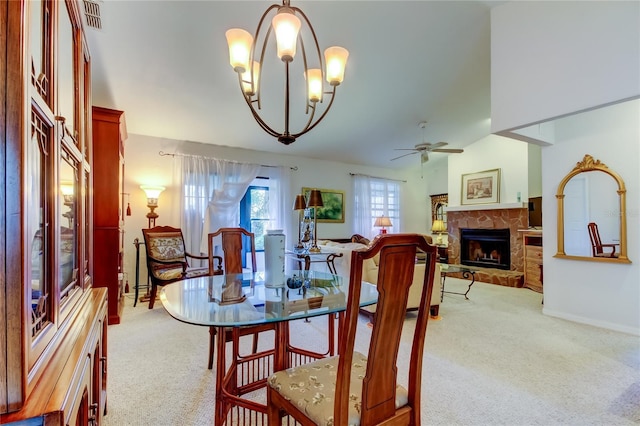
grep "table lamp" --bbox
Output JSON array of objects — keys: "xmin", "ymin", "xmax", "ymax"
[
  {"xmin": 431, "ymin": 219, "xmax": 447, "ymax": 244},
  {"xmin": 306, "ymin": 189, "xmax": 323, "ymax": 252},
  {"xmin": 292, "ymin": 194, "xmax": 307, "ymax": 252},
  {"xmin": 374, "ymin": 215, "xmax": 392, "ymax": 234}
]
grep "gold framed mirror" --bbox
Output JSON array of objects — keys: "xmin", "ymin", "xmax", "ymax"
[
  {"xmin": 430, "ymin": 193, "xmax": 448, "ymax": 239},
  {"xmin": 555, "ymin": 154, "xmax": 630, "ymax": 263}
]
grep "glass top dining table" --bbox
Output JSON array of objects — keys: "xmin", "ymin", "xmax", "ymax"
[
  {"xmin": 159, "ymin": 270, "xmax": 379, "ymax": 328},
  {"xmin": 160, "ymin": 270, "xmax": 377, "ymax": 425}
]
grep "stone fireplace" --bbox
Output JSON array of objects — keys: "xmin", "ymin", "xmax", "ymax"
[{"xmin": 446, "ymin": 206, "xmax": 528, "ymax": 286}]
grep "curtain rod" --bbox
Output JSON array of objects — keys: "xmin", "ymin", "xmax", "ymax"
[
  {"xmin": 159, "ymin": 151, "xmax": 298, "ymax": 171},
  {"xmin": 349, "ymin": 172, "xmax": 406, "ymax": 183}
]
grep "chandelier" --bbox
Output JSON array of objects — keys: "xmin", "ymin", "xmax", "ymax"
[{"xmin": 225, "ymin": 0, "xmax": 349, "ymax": 145}]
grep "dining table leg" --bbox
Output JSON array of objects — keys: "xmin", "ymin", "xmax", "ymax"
[
  {"xmin": 214, "ymin": 325, "xmax": 226, "ymax": 425},
  {"xmin": 274, "ymin": 321, "xmax": 290, "ymax": 372}
]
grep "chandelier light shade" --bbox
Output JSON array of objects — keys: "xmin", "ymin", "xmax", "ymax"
[
  {"xmin": 374, "ymin": 215, "xmax": 393, "ymax": 234},
  {"xmin": 225, "ymin": 0, "xmax": 349, "ymax": 145}
]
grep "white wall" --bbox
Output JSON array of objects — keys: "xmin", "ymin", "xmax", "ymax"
[
  {"xmin": 527, "ymin": 144, "xmax": 542, "ymax": 197},
  {"xmin": 447, "ymin": 134, "xmax": 530, "ymax": 206},
  {"xmin": 541, "ymin": 99, "xmax": 639, "ymax": 335},
  {"xmin": 491, "ymin": 1, "xmax": 640, "ymax": 138},
  {"xmin": 122, "ymin": 134, "xmax": 431, "ymax": 287}
]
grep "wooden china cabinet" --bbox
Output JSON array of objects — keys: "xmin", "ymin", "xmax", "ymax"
[
  {"xmin": 0, "ymin": 1, "xmax": 108, "ymax": 424},
  {"xmin": 92, "ymin": 106, "xmax": 127, "ymax": 325}
]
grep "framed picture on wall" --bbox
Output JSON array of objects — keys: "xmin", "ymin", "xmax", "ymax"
[
  {"xmin": 461, "ymin": 169, "xmax": 501, "ymax": 205},
  {"xmin": 302, "ymin": 187, "xmax": 345, "ymax": 223}
]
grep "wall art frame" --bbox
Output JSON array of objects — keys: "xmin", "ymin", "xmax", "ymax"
[
  {"xmin": 302, "ymin": 187, "xmax": 345, "ymax": 223},
  {"xmin": 461, "ymin": 168, "xmax": 501, "ymax": 205}
]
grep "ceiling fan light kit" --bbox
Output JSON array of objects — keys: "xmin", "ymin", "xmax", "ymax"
[{"xmin": 225, "ymin": 0, "xmax": 349, "ymax": 145}]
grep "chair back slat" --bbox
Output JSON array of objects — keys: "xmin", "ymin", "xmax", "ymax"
[
  {"xmin": 588, "ymin": 222, "xmax": 603, "ymax": 256},
  {"xmin": 208, "ymin": 228, "xmax": 257, "ymax": 275},
  {"xmin": 336, "ymin": 233, "xmax": 437, "ymax": 426}
]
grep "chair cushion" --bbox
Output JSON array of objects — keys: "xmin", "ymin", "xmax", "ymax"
[
  {"xmin": 268, "ymin": 351, "xmax": 408, "ymax": 426},
  {"xmin": 147, "ymin": 233, "xmax": 186, "ymax": 262},
  {"xmin": 151, "ymin": 265, "xmax": 184, "ymax": 281},
  {"xmin": 151, "ymin": 265, "xmax": 209, "ymax": 281},
  {"xmin": 185, "ymin": 267, "xmax": 210, "ymax": 278}
]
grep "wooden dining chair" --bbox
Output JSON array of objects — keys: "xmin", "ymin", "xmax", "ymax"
[
  {"xmin": 206, "ymin": 227, "xmax": 273, "ymax": 370},
  {"xmin": 587, "ymin": 222, "xmax": 619, "ymax": 258},
  {"xmin": 142, "ymin": 225, "xmax": 222, "ymax": 309},
  {"xmin": 267, "ymin": 233, "xmax": 438, "ymax": 426}
]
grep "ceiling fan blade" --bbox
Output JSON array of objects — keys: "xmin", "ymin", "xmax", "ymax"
[
  {"xmin": 432, "ymin": 148, "xmax": 464, "ymax": 153},
  {"xmin": 393, "ymin": 148, "xmax": 419, "ymax": 151},
  {"xmin": 390, "ymin": 151, "xmax": 419, "ymax": 161},
  {"xmin": 430, "ymin": 141, "xmax": 448, "ymax": 149}
]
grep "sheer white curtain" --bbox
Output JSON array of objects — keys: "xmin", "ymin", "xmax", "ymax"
[
  {"xmin": 352, "ymin": 174, "xmax": 402, "ymax": 239},
  {"xmin": 175, "ymin": 155, "xmax": 261, "ymax": 259},
  {"xmin": 353, "ymin": 174, "xmax": 374, "ymax": 238},
  {"xmin": 264, "ymin": 165, "xmax": 293, "ymax": 246}
]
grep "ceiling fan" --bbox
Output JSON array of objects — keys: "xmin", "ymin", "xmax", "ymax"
[{"xmin": 391, "ymin": 122, "xmax": 464, "ymax": 164}]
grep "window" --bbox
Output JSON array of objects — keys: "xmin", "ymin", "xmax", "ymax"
[
  {"xmin": 353, "ymin": 175, "xmax": 401, "ymax": 237},
  {"xmin": 240, "ymin": 181, "xmax": 269, "ymax": 265},
  {"xmin": 370, "ymin": 180, "xmax": 400, "ymax": 233}
]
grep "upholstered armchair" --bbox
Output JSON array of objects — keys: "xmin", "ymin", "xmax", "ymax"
[{"xmin": 142, "ymin": 226, "xmax": 222, "ymax": 309}]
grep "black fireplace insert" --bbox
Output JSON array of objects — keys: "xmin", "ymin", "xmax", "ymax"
[{"xmin": 460, "ymin": 228, "xmax": 510, "ymax": 270}]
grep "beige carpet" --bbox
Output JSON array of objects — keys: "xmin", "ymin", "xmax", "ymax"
[{"xmin": 103, "ymin": 278, "xmax": 639, "ymax": 425}]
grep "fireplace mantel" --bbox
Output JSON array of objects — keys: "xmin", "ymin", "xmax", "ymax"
[{"xmin": 446, "ymin": 202, "xmax": 526, "ymax": 212}]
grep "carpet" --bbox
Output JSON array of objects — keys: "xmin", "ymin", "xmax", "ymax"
[{"xmin": 103, "ymin": 278, "xmax": 639, "ymax": 425}]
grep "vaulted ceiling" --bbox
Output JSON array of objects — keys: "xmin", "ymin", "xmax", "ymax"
[{"xmin": 86, "ymin": 1, "xmax": 503, "ymax": 168}]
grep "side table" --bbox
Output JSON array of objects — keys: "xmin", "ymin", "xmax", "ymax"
[
  {"xmin": 440, "ymin": 264, "xmax": 477, "ymax": 301},
  {"xmin": 285, "ymin": 250, "xmax": 343, "ymax": 273}
]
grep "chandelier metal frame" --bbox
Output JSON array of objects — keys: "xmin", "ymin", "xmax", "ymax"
[{"xmin": 226, "ymin": 1, "xmax": 347, "ymax": 145}]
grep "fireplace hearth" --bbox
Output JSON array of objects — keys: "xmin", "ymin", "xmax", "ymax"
[{"xmin": 461, "ymin": 228, "xmax": 510, "ymax": 270}]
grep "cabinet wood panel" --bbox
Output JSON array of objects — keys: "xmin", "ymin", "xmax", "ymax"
[
  {"xmin": 523, "ymin": 232, "xmax": 543, "ymax": 293},
  {"xmin": 92, "ymin": 106, "xmax": 127, "ymax": 325},
  {"xmin": 0, "ymin": 1, "xmax": 109, "ymax": 422}
]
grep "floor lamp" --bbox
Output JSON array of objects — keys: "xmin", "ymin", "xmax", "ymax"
[{"xmin": 307, "ymin": 189, "xmax": 323, "ymax": 253}]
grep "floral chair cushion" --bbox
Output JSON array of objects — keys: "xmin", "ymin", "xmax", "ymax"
[{"xmin": 267, "ymin": 351, "xmax": 408, "ymax": 426}]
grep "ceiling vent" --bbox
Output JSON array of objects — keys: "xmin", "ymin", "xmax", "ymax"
[{"xmin": 83, "ymin": 0, "xmax": 102, "ymax": 30}]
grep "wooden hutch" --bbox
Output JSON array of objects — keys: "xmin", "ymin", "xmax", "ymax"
[
  {"xmin": 1, "ymin": 0, "xmax": 108, "ymax": 424},
  {"xmin": 92, "ymin": 106, "xmax": 127, "ymax": 325}
]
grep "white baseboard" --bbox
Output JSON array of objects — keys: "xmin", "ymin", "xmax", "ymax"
[{"xmin": 543, "ymin": 307, "xmax": 640, "ymax": 336}]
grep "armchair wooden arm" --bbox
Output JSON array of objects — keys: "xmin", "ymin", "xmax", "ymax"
[
  {"xmin": 142, "ymin": 225, "xmax": 213, "ymax": 309},
  {"xmin": 597, "ymin": 243, "xmax": 618, "ymax": 258},
  {"xmin": 207, "ymin": 255, "xmax": 223, "ymax": 276}
]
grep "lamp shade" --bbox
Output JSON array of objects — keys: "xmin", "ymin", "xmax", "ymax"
[
  {"xmin": 60, "ymin": 182, "xmax": 74, "ymax": 196},
  {"xmin": 431, "ymin": 219, "xmax": 446, "ymax": 233},
  {"xmin": 241, "ymin": 61, "xmax": 260, "ymax": 96},
  {"xmin": 225, "ymin": 28, "xmax": 253, "ymax": 73},
  {"xmin": 374, "ymin": 216, "xmax": 392, "ymax": 228},
  {"xmin": 293, "ymin": 194, "xmax": 307, "ymax": 210},
  {"xmin": 306, "ymin": 68, "xmax": 323, "ymax": 102},
  {"xmin": 324, "ymin": 46, "xmax": 349, "ymax": 86},
  {"xmin": 272, "ymin": 9, "xmax": 301, "ymax": 61},
  {"xmin": 306, "ymin": 189, "xmax": 323, "ymax": 208},
  {"xmin": 140, "ymin": 185, "xmax": 165, "ymax": 208}
]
